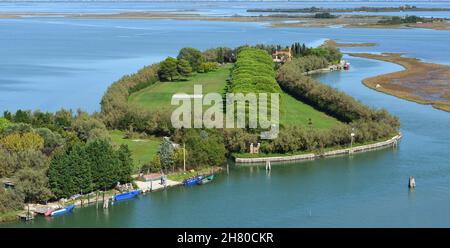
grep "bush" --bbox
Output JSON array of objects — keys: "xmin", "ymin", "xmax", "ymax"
[{"xmin": 0, "ymin": 189, "xmax": 24, "ymax": 214}]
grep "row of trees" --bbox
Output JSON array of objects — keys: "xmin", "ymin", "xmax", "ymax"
[
  {"xmin": 377, "ymin": 15, "xmax": 437, "ymax": 25},
  {"xmin": 158, "ymin": 57, "xmax": 192, "ymax": 81},
  {"xmin": 101, "ymin": 64, "xmax": 160, "ymax": 129},
  {"xmin": 49, "ymin": 140, "xmax": 132, "ymax": 199},
  {"xmin": 230, "ymin": 47, "xmax": 280, "ymax": 93}
]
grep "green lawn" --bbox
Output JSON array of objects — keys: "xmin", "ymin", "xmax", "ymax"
[
  {"xmin": 280, "ymin": 92, "xmax": 340, "ymax": 129},
  {"xmin": 110, "ymin": 130, "xmax": 161, "ymax": 169},
  {"xmin": 129, "ymin": 63, "xmax": 340, "ymax": 129},
  {"xmin": 129, "ymin": 64, "xmax": 232, "ymax": 112}
]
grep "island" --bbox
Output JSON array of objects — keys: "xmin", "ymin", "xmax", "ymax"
[
  {"xmin": 1, "ymin": 42, "xmax": 401, "ymax": 223},
  {"xmin": 348, "ymin": 53, "xmax": 450, "ymax": 112}
]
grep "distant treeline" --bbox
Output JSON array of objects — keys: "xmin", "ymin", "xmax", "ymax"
[
  {"xmin": 247, "ymin": 6, "xmax": 450, "ymax": 13},
  {"xmin": 377, "ymin": 15, "xmax": 443, "ymax": 25}
]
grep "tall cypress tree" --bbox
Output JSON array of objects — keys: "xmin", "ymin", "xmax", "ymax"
[
  {"xmin": 86, "ymin": 139, "xmax": 119, "ymax": 190},
  {"xmin": 70, "ymin": 145, "xmax": 93, "ymax": 194},
  {"xmin": 48, "ymin": 151, "xmax": 65, "ymax": 198},
  {"xmin": 117, "ymin": 144, "xmax": 133, "ymax": 184}
]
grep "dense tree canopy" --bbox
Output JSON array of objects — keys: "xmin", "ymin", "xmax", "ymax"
[
  {"xmin": 158, "ymin": 57, "xmax": 179, "ymax": 81},
  {"xmin": 177, "ymin": 47, "xmax": 204, "ymax": 72},
  {"xmin": 177, "ymin": 58, "xmax": 193, "ymax": 78},
  {"xmin": 48, "ymin": 140, "xmax": 133, "ymax": 198}
]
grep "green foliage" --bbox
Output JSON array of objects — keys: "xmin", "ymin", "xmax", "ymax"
[
  {"xmin": 0, "ymin": 148, "xmax": 48, "ymax": 178},
  {"xmin": 177, "ymin": 58, "xmax": 193, "ymax": 78},
  {"xmin": 35, "ymin": 128, "xmax": 65, "ymax": 155},
  {"xmin": 171, "ymin": 148, "xmax": 185, "ymax": 171},
  {"xmin": 230, "ymin": 47, "xmax": 280, "ymax": 93},
  {"xmin": 54, "ymin": 109, "xmax": 73, "ymax": 128},
  {"xmin": 116, "ymin": 144, "xmax": 133, "ymax": 183},
  {"xmin": 0, "ymin": 118, "xmax": 10, "ymax": 131},
  {"xmin": 159, "ymin": 137, "xmax": 174, "ymax": 173},
  {"xmin": 0, "ymin": 132, "xmax": 44, "ymax": 152},
  {"xmin": 182, "ymin": 129, "xmax": 226, "ymax": 168},
  {"xmin": 142, "ymin": 154, "xmax": 161, "ymax": 173},
  {"xmin": 202, "ymin": 47, "xmax": 236, "ymax": 63},
  {"xmin": 72, "ymin": 113, "xmax": 109, "ymax": 142},
  {"xmin": 177, "ymin": 47, "xmax": 204, "ymax": 72},
  {"xmin": 313, "ymin": 12, "xmax": 337, "ymax": 18},
  {"xmin": 48, "ymin": 140, "xmax": 133, "ymax": 199},
  {"xmin": 15, "ymin": 167, "xmax": 52, "ymax": 203},
  {"xmin": 85, "ymin": 139, "xmax": 120, "ymax": 190},
  {"xmin": 0, "ymin": 148, "xmax": 18, "ymax": 177},
  {"xmin": 274, "ymin": 60, "xmax": 400, "ymax": 152},
  {"xmin": 198, "ymin": 62, "xmax": 219, "ymax": 73},
  {"xmin": 0, "ymin": 189, "xmax": 24, "ymax": 214},
  {"xmin": 158, "ymin": 57, "xmax": 179, "ymax": 81},
  {"xmin": 100, "ymin": 63, "xmax": 159, "ymax": 128},
  {"xmin": 378, "ymin": 15, "xmax": 435, "ymax": 25}
]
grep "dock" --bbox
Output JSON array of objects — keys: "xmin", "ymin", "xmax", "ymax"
[{"xmin": 135, "ymin": 179, "xmax": 181, "ymax": 193}]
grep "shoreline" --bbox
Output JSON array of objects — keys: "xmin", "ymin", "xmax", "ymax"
[
  {"xmin": 4, "ymin": 167, "xmax": 224, "ymax": 224},
  {"xmin": 235, "ymin": 134, "xmax": 401, "ymax": 164},
  {"xmin": 348, "ymin": 53, "xmax": 450, "ymax": 113}
]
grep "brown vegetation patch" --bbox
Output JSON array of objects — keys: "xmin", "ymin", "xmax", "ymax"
[
  {"xmin": 322, "ymin": 39, "xmax": 377, "ymax": 47},
  {"xmin": 348, "ymin": 53, "xmax": 450, "ymax": 112}
]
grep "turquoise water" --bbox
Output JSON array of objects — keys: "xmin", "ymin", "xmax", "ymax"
[{"xmin": 1, "ymin": 2, "xmax": 450, "ymax": 227}]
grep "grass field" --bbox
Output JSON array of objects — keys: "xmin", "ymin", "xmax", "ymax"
[
  {"xmin": 280, "ymin": 92, "xmax": 339, "ymax": 129},
  {"xmin": 129, "ymin": 64, "xmax": 232, "ymax": 112},
  {"xmin": 110, "ymin": 130, "xmax": 161, "ymax": 169},
  {"xmin": 129, "ymin": 63, "xmax": 340, "ymax": 129}
]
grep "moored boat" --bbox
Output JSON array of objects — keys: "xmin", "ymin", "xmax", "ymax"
[
  {"xmin": 183, "ymin": 176, "xmax": 203, "ymax": 186},
  {"xmin": 50, "ymin": 204, "xmax": 76, "ymax": 217},
  {"xmin": 198, "ymin": 174, "xmax": 214, "ymax": 185},
  {"xmin": 112, "ymin": 189, "xmax": 141, "ymax": 201}
]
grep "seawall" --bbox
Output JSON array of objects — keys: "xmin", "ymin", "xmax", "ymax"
[{"xmin": 235, "ymin": 134, "xmax": 402, "ymax": 164}]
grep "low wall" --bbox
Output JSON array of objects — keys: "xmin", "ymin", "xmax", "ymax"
[{"xmin": 235, "ymin": 134, "xmax": 402, "ymax": 164}]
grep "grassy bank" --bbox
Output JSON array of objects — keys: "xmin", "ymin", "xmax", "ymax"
[
  {"xmin": 0, "ymin": 210, "xmax": 20, "ymax": 223},
  {"xmin": 167, "ymin": 166, "xmax": 222, "ymax": 182},
  {"xmin": 348, "ymin": 53, "xmax": 450, "ymax": 113},
  {"xmin": 280, "ymin": 92, "xmax": 340, "ymax": 128}
]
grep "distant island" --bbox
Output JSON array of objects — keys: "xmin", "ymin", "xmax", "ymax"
[{"xmin": 247, "ymin": 5, "xmax": 450, "ymax": 13}]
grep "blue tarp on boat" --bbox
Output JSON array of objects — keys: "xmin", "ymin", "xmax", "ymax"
[
  {"xmin": 51, "ymin": 204, "xmax": 76, "ymax": 217},
  {"xmin": 112, "ymin": 189, "xmax": 141, "ymax": 201}
]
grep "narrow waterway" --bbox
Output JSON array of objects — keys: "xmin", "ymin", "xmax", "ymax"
[{"xmin": 5, "ymin": 54, "xmax": 450, "ymax": 227}]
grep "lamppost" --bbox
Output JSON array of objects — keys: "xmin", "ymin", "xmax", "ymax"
[{"xmin": 350, "ymin": 128, "xmax": 355, "ymax": 152}]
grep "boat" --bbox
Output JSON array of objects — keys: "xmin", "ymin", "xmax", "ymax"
[
  {"xmin": 50, "ymin": 204, "xmax": 76, "ymax": 217},
  {"xmin": 344, "ymin": 62, "xmax": 350, "ymax": 70},
  {"xmin": 183, "ymin": 176, "xmax": 203, "ymax": 186},
  {"xmin": 198, "ymin": 174, "xmax": 214, "ymax": 185},
  {"xmin": 112, "ymin": 189, "xmax": 141, "ymax": 201}
]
